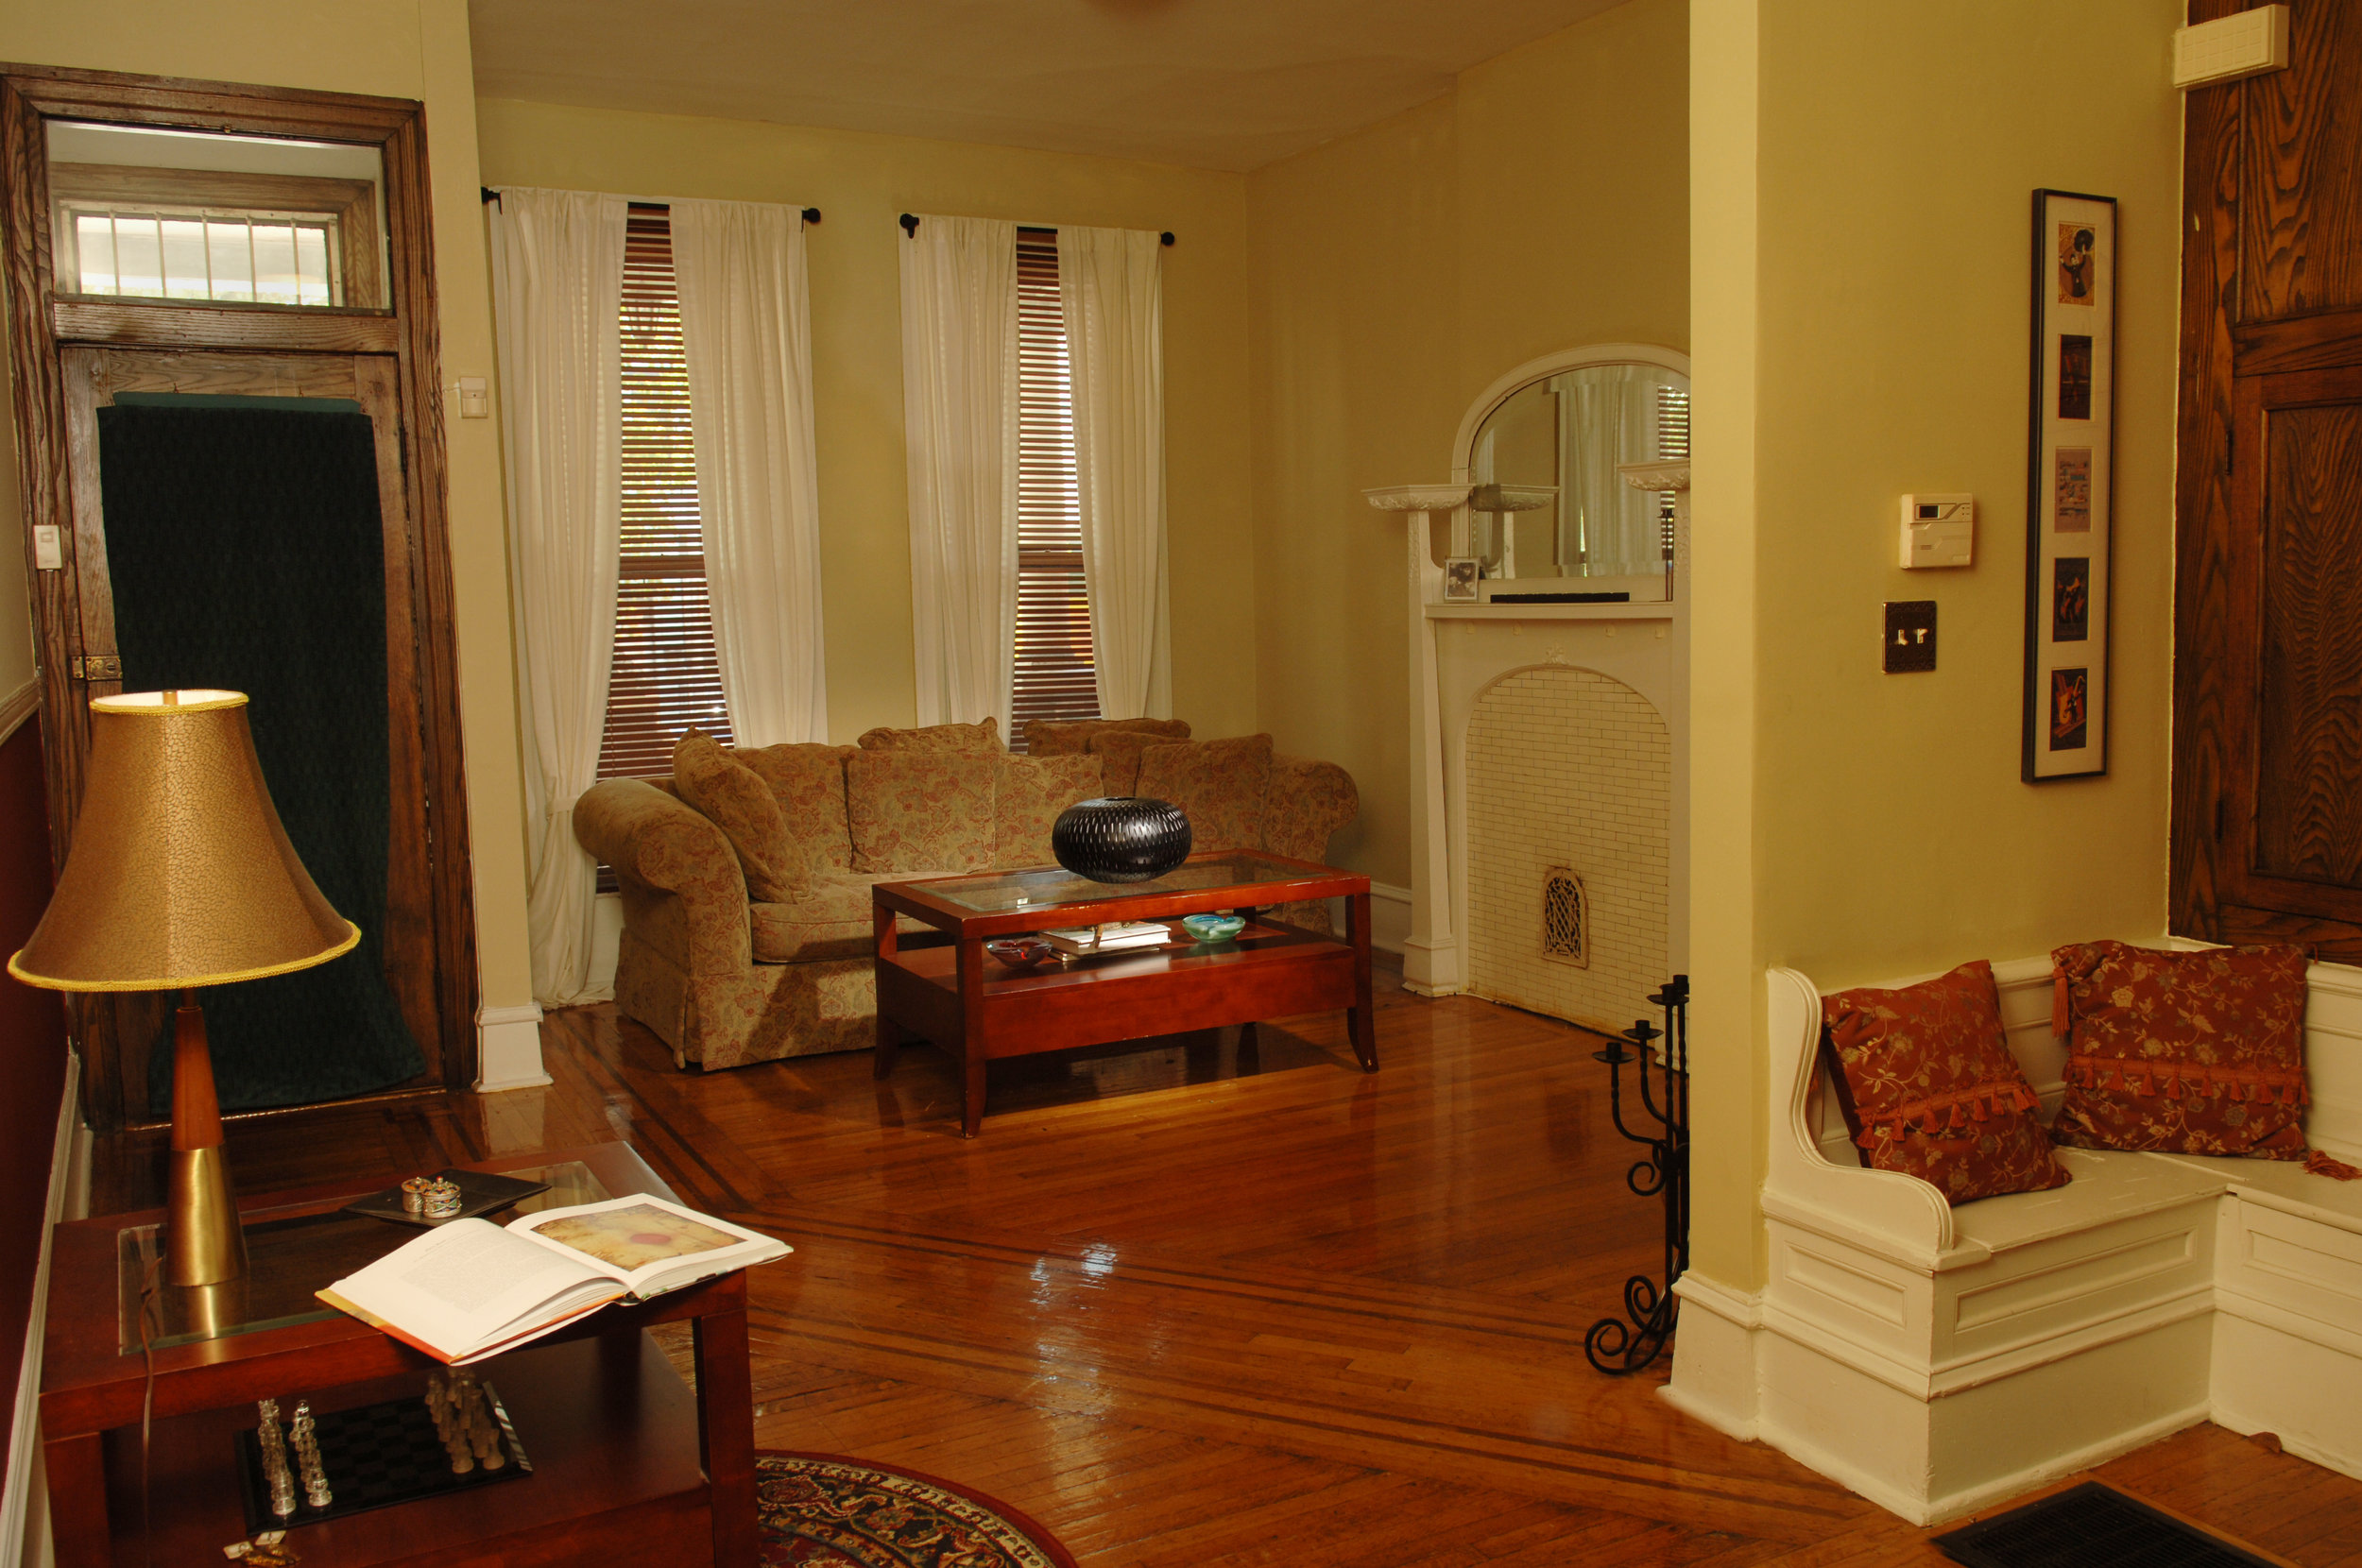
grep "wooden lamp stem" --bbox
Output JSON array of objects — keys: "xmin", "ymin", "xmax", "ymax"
[{"xmin": 165, "ymin": 988, "xmax": 247, "ymax": 1286}]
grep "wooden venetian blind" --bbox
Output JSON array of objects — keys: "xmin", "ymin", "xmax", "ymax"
[
  {"xmin": 1012, "ymin": 228, "xmax": 1099, "ymax": 751},
  {"xmin": 598, "ymin": 204, "xmax": 732, "ymax": 780},
  {"xmin": 1655, "ymin": 382, "xmax": 1690, "ymax": 560}
]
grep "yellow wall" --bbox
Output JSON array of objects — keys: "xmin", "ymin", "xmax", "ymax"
[
  {"xmin": 0, "ymin": 0, "xmax": 538, "ymax": 1016},
  {"xmin": 473, "ymin": 98, "xmax": 1260, "ymax": 744},
  {"xmin": 1685, "ymin": 0, "xmax": 2184, "ymax": 1287},
  {"xmin": 1246, "ymin": 0, "xmax": 1690, "ymax": 888}
]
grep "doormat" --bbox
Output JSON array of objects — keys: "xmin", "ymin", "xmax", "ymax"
[
  {"xmin": 1933, "ymin": 1481, "xmax": 2285, "ymax": 1568},
  {"xmin": 757, "ymin": 1452, "xmax": 1078, "ymax": 1568}
]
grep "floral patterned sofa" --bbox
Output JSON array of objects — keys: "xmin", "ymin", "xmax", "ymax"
[{"xmin": 571, "ymin": 718, "xmax": 1360, "ymax": 1070}]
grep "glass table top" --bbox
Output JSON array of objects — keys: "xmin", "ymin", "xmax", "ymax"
[
  {"xmin": 116, "ymin": 1160, "xmax": 609, "ymax": 1355},
  {"xmin": 916, "ymin": 853, "xmax": 1325, "ymax": 914}
]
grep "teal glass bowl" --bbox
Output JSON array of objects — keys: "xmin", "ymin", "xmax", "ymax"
[{"xmin": 1180, "ymin": 912, "xmax": 1245, "ymax": 943}]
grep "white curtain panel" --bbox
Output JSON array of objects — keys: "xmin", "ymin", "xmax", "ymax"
[
  {"xmin": 488, "ymin": 186, "xmax": 627, "ymax": 1006},
  {"xmin": 899, "ymin": 214, "xmax": 1019, "ymax": 731},
  {"xmin": 669, "ymin": 198, "xmax": 830, "ymax": 746},
  {"xmin": 1057, "ymin": 225, "xmax": 1171, "ymax": 720},
  {"xmin": 1552, "ymin": 364, "xmax": 1671, "ymax": 578}
]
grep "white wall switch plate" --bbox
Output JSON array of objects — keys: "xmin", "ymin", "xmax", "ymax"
[
  {"xmin": 32, "ymin": 524, "xmax": 62, "ymax": 571},
  {"xmin": 1899, "ymin": 494, "xmax": 1974, "ymax": 569},
  {"xmin": 456, "ymin": 376, "xmax": 489, "ymax": 418},
  {"xmin": 2175, "ymin": 5, "xmax": 2288, "ymax": 90}
]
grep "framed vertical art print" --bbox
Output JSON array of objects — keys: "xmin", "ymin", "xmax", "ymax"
[{"xmin": 2023, "ymin": 189, "xmax": 2115, "ymax": 781}]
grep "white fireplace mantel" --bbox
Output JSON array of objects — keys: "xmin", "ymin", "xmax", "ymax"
[{"xmin": 1363, "ymin": 345, "xmax": 1692, "ymax": 1002}]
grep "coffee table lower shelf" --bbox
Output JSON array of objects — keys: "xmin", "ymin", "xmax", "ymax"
[{"xmin": 874, "ymin": 917, "xmax": 1375, "ymax": 1136}]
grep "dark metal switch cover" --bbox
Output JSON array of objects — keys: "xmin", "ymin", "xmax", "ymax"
[{"xmin": 1884, "ymin": 601, "xmax": 1937, "ymax": 673}]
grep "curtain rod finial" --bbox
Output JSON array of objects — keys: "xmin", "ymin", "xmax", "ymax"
[
  {"xmin": 481, "ymin": 186, "xmax": 501, "ymax": 206},
  {"xmin": 899, "ymin": 213, "xmax": 919, "ymax": 236},
  {"xmin": 1160, "ymin": 231, "xmax": 1174, "ymax": 247},
  {"xmin": 802, "ymin": 207, "xmax": 821, "ymax": 224}
]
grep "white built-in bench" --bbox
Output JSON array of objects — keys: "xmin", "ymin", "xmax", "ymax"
[{"xmin": 1665, "ymin": 950, "xmax": 2362, "ymax": 1525}]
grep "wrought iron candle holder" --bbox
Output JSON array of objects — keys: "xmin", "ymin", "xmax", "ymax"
[{"xmin": 1584, "ymin": 974, "xmax": 1689, "ymax": 1375}]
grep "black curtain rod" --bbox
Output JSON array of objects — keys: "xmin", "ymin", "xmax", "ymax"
[
  {"xmin": 899, "ymin": 213, "xmax": 1173, "ymax": 247},
  {"xmin": 480, "ymin": 187, "xmax": 822, "ymax": 224}
]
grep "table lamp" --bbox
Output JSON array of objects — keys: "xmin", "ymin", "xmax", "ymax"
[{"xmin": 8, "ymin": 690, "xmax": 358, "ymax": 1287}]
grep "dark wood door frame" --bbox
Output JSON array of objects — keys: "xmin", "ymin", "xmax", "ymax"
[{"xmin": 1, "ymin": 65, "xmax": 478, "ymax": 1126}]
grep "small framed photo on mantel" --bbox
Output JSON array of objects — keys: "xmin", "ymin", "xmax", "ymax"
[
  {"xmin": 2022, "ymin": 189, "xmax": 2115, "ymax": 782},
  {"xmin": 1443, "ymin": 556, "xmax": 1481, "ymax": 603}
]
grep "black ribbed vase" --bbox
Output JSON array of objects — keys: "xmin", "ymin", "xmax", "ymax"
[{"xmin": 1051, "ymin": 796, "xmax": 1193, "ymax": 883}]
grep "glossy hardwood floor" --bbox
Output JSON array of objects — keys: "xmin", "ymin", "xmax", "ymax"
[{"xmin": 92, "ymin": 967, "xmax": 2362, "ymax": 1565}]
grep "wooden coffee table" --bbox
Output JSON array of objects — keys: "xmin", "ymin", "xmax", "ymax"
[{"xmin": 871, "ymin": 849, "xmax": 1376, "ymax": 1136}]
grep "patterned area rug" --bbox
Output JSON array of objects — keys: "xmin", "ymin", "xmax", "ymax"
[{"xmin": 757, "ymin": 1452, "xmax": 1079, "ymax": 1567}]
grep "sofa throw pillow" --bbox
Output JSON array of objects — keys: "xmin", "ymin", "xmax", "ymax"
[
  {"xmin": 1819, "ymin": 960, "xmax": 2070, "ymax": 1206},
  {"xmin": 732, "ymin": 742, "xmax": 858, "ymax": 878},
  {"xmin": 1087, "ymin": 730, "xmax": 1158, "ymax": 795},
  {"xmin": 672, "ymin": 730, "xmax": 799, "ymax": 902},
  {"xmin": 1136, "ymin": 734, "xmax": 1275, "ymax": 855},
  {"xmin": 855, "ymin": 717, "xmax": 1003, "ymax": 753},
  {"xmin": 994, "ymin": 754, "xmax": 1104, "ymax": 869},
  {"xmin": 845, "ymin": 750, "xmax": 998, "ymax": 874},
  {"xmin": 1023, "ymin": 717, "xmax": 1190, "ymax": 757},
  {"xmin": 2049, "ymin": 940, "xmax": 2315, "ymax": 1161}
]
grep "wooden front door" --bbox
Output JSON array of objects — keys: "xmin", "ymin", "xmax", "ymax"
[
  {"xmin": 58, "ymin": 349, "xmax": 449, "ymax": 1120},
  {"xmin": 2172, "ymin": 0, "xmax": 2362, "ymax": 961}
]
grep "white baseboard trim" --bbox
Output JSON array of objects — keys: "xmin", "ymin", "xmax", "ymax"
[
  {"xmin": 475, "ymin": 1002, "xmax": 552, "ymax": 1092},
  {"xmin": 0, "ymin": 681, "xmax": 36, "ymax": 749},
  {"xmin": 6, "ymin": 1051, "xmax": 82, "ymax": 1568}
]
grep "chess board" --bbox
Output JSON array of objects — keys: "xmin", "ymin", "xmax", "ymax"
[{"xmin": 233, "ymin": 1385, "xmax": 532, "ymax": 1533}]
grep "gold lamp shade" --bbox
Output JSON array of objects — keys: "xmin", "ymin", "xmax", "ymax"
[
  {"xmin": 9, "ymin": 690, "xmax": 358, "ymax": 1290},
  {"xmin": 9, "ymin": 690, "xmax": 356, "ymax": 991}
]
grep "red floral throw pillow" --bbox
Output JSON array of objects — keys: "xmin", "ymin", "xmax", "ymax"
[
  {"xmin": 1820, "ymin": 960, "xmax": 2070, "ymax": 1205},
  {"xmin": 2049, "ymin": 941, "xmax": 2312, "ymax": 1161}
]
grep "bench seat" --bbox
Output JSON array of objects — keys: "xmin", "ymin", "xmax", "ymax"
[{"xmin": 1665, "ymin": 952, "xmax": 2362, "ymax": 1525}]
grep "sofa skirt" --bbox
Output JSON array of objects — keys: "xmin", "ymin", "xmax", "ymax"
[{"xmin": 616, "ymin": 928, "xmax": 876, "ymax": 1070}]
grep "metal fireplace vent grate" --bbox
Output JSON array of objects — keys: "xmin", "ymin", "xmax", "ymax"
[
  {"xmin": 1932, "ymin": 1482, "xmax": 2283, "ymax": 1568},
  {"xmin": 1543, "ymin": 867, "xmax": 1587, "ymax": 966}
]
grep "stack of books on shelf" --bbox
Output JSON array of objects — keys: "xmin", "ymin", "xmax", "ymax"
[{"xmin": 1041, "ymin": 921, "xmax": 1173, "ymax": 956}]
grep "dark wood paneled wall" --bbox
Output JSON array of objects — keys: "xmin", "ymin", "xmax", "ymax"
[{"xmin": 0, "ymin": 709, "xmax": 68, "ymax": 1472}]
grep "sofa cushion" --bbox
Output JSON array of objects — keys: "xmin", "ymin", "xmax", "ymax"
[
  {"xmin": 2050, "ymin": 940, "xmax": 2313, "ymax": 1161},
  {"xmin": 1136, "ymin": 734, "xmax": 1275, "ymax": 854},
  {"xmin": 855, "ymin": 717, "xmax": 1004, "ymax": 753},
  {"xmin": 994, "ymin": 754, "xmax": 1104, "ymax": 869},
  {"xmin": 846, "ymin": 750, "xmax": 998, "ymax": 874},
  {"xmin": 1087, "ymin": 729, "xmax": 1158, "ymax": 795},
  {"xmin": 671, "ymin": 730, "xmax": 798, "ymax": 901},
  {"xmin": 1820, "ymin": 959, "xmax": 2070, "ymax": 1206},
  {"xmin": 732, "ymin": 741, "xmax": 856, "ymax": 878},
  {"xmin": 750, "ymin": 874, "xmax": 944, "ymax": 963},
  {"xmin": 1024, "ymin": 716, "xmax": 1190, "ymax": 757}
]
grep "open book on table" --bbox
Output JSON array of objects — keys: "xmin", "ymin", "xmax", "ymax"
[{"xmin": 317, "ymin": 1193, "xmax": 789, "ymax": 1365}]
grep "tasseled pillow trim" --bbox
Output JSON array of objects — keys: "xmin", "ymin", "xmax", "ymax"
[
  {"xmin": 2305, "ymin": 1150, "xmax": 2362, "ymax": 1182},
  {"xmin": 2065, "ymin": 1055, "xmax": 2308, "ymax": 1106},
  {"xmin": 1857, "ymin": 1079, "xmax": 2041, "ymax": 1142}
]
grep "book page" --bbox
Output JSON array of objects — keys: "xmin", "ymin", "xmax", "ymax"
[
  {"xmin": 505, "ymin": 1194, "xmax": 790, "ymax": 1295},
  {"xmin": 323, "ymin": 1218, "xmax": 620, "ymax": 1360}
]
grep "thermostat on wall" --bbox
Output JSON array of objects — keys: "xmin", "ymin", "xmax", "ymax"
[{"xmin": 1899, "ymin": 493, "xmax": 1975, "ymax": 569}]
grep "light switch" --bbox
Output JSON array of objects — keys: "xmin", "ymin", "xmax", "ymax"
[
  {"xmin": 32, "ymin": 524, "xmax": 62, "ymax": 571},
  {"xmin": 1884, "ymin": 601, "xmax": 1937, "ymax": 673},
  {"xmin": 456, "ymin": 376, "xmax": 489, "ymax": 419}
]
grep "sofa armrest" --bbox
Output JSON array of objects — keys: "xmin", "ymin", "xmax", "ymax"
[
  {"xmin": 1262, "ymin": 755, "xmax": 1359, "ymax": 865},
  {"xmin": 573, "ymin": 777, "xmax": 752, "ymax": 971}
]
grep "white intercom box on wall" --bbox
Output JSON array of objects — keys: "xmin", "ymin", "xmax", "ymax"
[{"xmin": 1899, "ymin": 494, "xmax": 1974, "ymax": 569}]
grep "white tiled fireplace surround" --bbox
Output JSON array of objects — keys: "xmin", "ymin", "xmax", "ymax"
[{"xmin": 1365, "ymin": 349, "xmax": 1689, "ymax": 1026}]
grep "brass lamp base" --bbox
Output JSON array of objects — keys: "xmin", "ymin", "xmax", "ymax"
[{"xmin": 166, "ymin": 1144, "xmax": 248, "ymax": 1287}]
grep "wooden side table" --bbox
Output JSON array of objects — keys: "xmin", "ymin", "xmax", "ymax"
[{"xmin": 40, "ymin": 1143, "xmax": 759, "ymax": 1568}]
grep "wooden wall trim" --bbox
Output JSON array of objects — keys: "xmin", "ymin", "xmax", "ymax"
[{"xmin": 0, "ymin": 680, "xmax": 34, "ymax": 745}]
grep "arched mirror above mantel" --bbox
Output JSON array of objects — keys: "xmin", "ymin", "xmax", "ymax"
[{"xmin": 1446, "ymin": 344, "xmax": 1689, "ymax": 599}]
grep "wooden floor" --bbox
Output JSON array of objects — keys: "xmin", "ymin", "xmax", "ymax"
[{"xmin": 93, "ymin": 969, "xmax": 2362, "ymax": 1566}]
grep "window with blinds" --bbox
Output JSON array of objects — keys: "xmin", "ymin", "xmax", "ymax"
[
  {"xmin": 597, "ymin": 204, "xmax": 732, "ymax": 781},
  {"xmin": 1656, "ymin": 383, "xmax": 1691, "ymax": 562},
  {"xmin": 1012, "ymin": 228, "xmax": 1098, "ymax": 751}
]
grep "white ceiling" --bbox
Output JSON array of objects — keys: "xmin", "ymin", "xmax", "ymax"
[{"xmin": 469, "ymin": 0, "xmax": 1635, "ymax": 173}]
